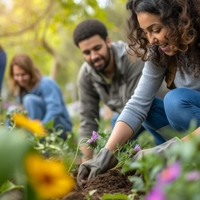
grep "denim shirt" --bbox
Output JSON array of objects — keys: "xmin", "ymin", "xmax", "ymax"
[{"xmin": 16, "ymin": 76, "xmax": 72, "ymax": 131}]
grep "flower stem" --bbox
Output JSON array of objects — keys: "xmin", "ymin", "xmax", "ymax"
[{"xmin": 68, "ymin": 138, "xmax": 88, "ymax": 172}]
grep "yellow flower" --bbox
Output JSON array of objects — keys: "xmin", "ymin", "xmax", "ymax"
[
  {"xmin": 25, "ymin": 153, "xmax": 75, "ymax": 199},
  {"xmin": 12, "ymin": 113, "xmax": 47, "ymax": 136}
]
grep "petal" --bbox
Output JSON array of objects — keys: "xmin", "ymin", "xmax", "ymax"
[
  {"xmin": 25, "ymin": 154, "xmax": 75, "ymax": 199},
  {"xmin": 145, "ymin": 186, "xmax": 166, "ymax": 200},
  {"xmin": 92, "ymin": 131, "xmax": 98, "ymax": 140}
]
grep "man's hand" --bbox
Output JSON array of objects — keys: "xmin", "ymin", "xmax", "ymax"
[{"xmin": 77, "ymin": 148, "xmax": 118, "ymax": 186}]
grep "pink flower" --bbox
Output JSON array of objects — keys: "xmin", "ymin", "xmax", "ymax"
[
  {"xmin": 185, "ymin": 171, "xmax": 200, "ymax": 181},
  {"xmin": 145, "ymin": 186, "xmax": 166, "ymax": 200},
  {"xmin": 134, "ymin": 144, "xmax": 141, "ymax": 152},
  {"xmin": 87, "ymin": 131, "xmax": 98, "ymax": 144},
  {"xmin": 157, "ymin": 162, "xmax": 181, "ymax": 184}
]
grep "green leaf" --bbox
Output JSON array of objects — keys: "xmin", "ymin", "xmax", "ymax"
[
  {"xmin": 129, "ymin": 176, "xmax": 144, "ymax": 190},
  {"xmin": 0, "ymin": 128, "xmax": 31, "ymax": 185},
  {"xmin": 44, "ymin": 120, "xmax": 54, "ymax": 129},
  {"xmin": 102, "ymin": 193, "xmax": 130, "ymax": 200},
  {"xmin": 24, "ymin": 182, "xmax": 42, "ymax": 200},
  {"xmin": 88, "ymin": 190, "xmax": 97, "ymax": 196},
  {"xmin": 0, "ymin": 181, "xmax": 24, "ymax": 195},
  {"xmin": 121, "ymin": 161, "xmax": 142, "ymax": 173}
]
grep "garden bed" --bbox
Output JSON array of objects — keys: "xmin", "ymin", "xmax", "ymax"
[{"xmin": 62, "ymin": 169, "xmax": 141, "ymax": 200}]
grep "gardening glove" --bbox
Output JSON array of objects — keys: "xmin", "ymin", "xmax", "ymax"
[
  {"xmin": 132, "ymin": 137, "xmax": 182, "ymax": 162},
  {"xmin": 77, "ymin": 148, "xmax": 118, "ymax": 186}
]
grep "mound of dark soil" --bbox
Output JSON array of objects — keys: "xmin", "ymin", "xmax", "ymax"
[{"xmin": 61, "ymin": 169, "xmax": 142, "ymax": 200}]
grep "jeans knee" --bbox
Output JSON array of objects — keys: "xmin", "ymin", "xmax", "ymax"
[
  {"xmin": 23, "ymin": 94, "xmax": 34, "ymax": 105},
  {"xmin": 164, "ymin": 88, "xmax": 194, "ymax": 126},
  {"xmin": 23, "ymin": 94, "xmax": 41, "ymax": 109},
  {"xmin": 164, "ymin": 89, "xmax": 186, "ymax": 113}
]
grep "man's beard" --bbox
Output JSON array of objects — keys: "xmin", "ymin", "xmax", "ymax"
[{"xmin": 90, "ymin": 46, "xmax": 111, "ymax": 73}]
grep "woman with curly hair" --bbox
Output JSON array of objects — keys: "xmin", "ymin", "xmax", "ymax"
[{"xmin": 77, "ymin": 0, "xmax": 200, "ymax": 184}]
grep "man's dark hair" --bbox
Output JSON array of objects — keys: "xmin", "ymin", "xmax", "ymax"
[{"xmin": 73, "ymin": 19, "xmax": 108, "ymax": 47}]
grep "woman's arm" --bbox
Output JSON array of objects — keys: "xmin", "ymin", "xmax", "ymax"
[
  {"xmin": 105, "ymin": 121, "xmax": 134, "ymax": 152},
  {"xmin": 106, "ymin": 61, "xmax": 167, "ymax": 152}
]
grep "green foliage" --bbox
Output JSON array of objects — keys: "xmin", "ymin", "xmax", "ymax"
[
  {"xmin": 0, "ymin": 119, "xmax": 79, "ymax": 199},
  {"xmin": 120, "ymin": 123, "xmax": 200, "ymax": 200},
  {"xmin": 115, "ymin": 140, "xmax": 137, "ymax": 167},
  {"xmin": 0, "ymin": 127, "xmax": 31, "ymax": 186},
  {"xmin": 77, "ymin": 121, "xmax": 200, "ymax": 199},
  {"xmin": 94, "ymin": 131, "xmax": 110, "ymax": 153},
  {"xmin": 4, "ymin": 101, "xmax": 200, "ymax": 199},
  {"xmin": 102, "ymin": 193, "xmax": 135, "ymax": 200},
  {"xmin": 122, "ymin": 153, "xmax": 164, "ymax": 192},
  {"xmin": 1, "ymin": 0, "xmax": 130, "ymax": 98},
  {"xmin": 0, "ymin": 181, "xmax": 24, "ymax": 196}
]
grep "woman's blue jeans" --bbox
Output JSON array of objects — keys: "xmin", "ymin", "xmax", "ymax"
[
  {"xmin": 111, "ymin": 112, "xmax": 147, "ymax": 143},
  {"xmin": 142, "ymin": 88, "xmax": 200, "ymax": 144},
  {"xmin": 23, "ymin": 94, "xmax": 71, "ymax": 140},
  {"xmin": 7, "ymin": 94, "xmax": 70, "ymax": 140}
]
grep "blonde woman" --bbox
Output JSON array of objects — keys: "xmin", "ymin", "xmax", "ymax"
[{"xmin": 8, "ymin": 54, "xmax": 72, "ymax": 140}]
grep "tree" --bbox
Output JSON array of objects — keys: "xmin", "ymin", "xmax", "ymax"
[
  {"xmin": 0, "ymin": 0, "xmax": 129, "ymax": 102},
  {"xmin": 0, "ymin": 0, "xmax": 107, "ymax": 78}
]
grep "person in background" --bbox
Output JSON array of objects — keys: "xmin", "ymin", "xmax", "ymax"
[
  {"xmin": 0, "ymin": 45, "xmax": 7, "ymax": 92},
  {"xmin": 77, "ymin": 0, "xmax": 200, "ymax": 184},
  {"xmin": 8, "ymin": 54, "xmax": 72, "ymax": 140},
  {"xmin": 73, "ymin": 19, "xmax": 169, "ymax": 162}
]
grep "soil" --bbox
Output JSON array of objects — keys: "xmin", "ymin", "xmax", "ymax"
[
  {"xmin": 61, "ymin": 169, "xmax": 143, "ymax": 200},
  {"xmin": 1, "ymin": 169, "xmax": 144, "ymax": 200}
]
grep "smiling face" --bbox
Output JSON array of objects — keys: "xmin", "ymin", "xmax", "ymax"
[
  {"xmin": 13, "ymin": 65, "xmax": 31, "ymax": 90},
  {"xmin": 137, "ymin": 12, "xmax": 178, "ymax": 56},
  {"xmin": 78, "ymin": 35, "xmax": 112, "ymax": 72}
]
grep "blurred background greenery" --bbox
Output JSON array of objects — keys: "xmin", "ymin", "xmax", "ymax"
[
  {"xmin": 0, "ymin": 0, "xmax": 128, "ymax": 103},
  {"xmin": 0, "ymin": 0, "xmax": 156, "ymax": 148}
]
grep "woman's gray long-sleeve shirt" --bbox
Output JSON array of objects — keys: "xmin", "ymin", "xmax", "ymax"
[{"xmin": 118, "ymin": 60, "xmax": 200, "ymax": 133}]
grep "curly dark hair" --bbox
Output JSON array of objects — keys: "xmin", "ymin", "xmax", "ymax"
[
  {"xmin": 126, "ymin": 0, "xmax": 200, "ymax": 74},
  {"xmin": 73, "ymin": 19, "xmax": 108, "ymax": 47}
]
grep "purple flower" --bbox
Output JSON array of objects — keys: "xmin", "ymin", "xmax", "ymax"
[
  {"xmin": 87, "ymin": 131, "xmax": 98, "ymax": 144},
  {"xmin": 157, "ymin": 162, "xmax": 181, "ymax": 184},
  {"xmin": 145, "ymin": 186, "xmax": 166, "ymax": 200},
  {"xmin": 134, "ymin": 144, "xmax": 141, "ymax": 152},
  {"xmin": 185, "ymin": 171, "xmax": 200, "ymax": 181}
]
